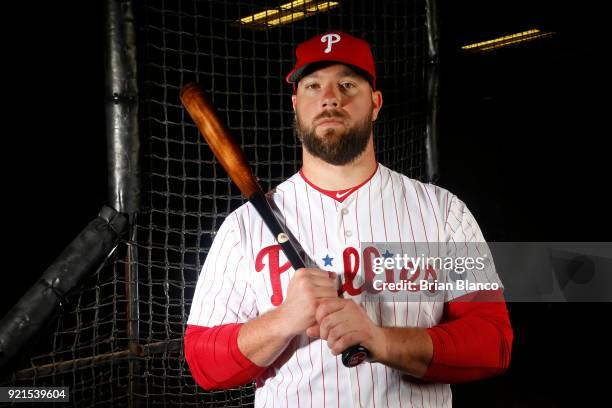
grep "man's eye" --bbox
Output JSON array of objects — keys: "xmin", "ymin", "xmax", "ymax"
[
  {"xmin": 340, "ymin": 82, "xmax": 356, "ymax": 89},
  {"xmin": 305, "ymin": 83, "xmax": 319, "ymax": 89}
]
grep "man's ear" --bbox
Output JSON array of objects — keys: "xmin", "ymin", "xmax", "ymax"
[
  {"xmin": 371, "ymin": 90, "xmax": 383, "ymax": 122},
  {"xmin": 291, "ymin": 94, "xmax": 297, "ymax": 111}
]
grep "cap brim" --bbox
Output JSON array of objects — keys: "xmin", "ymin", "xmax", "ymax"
[
  {"xmin": 287, "ymin": 61, "xmax": 348, "ymax": 84},
  {"xmin": 285, "ymin": 65, "xmax": 308, "ymax": 84}
]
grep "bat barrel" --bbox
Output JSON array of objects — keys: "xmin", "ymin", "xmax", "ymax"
[{"xmin": 180, "ymin": 83, "xmax": 260, "ymax": 198}]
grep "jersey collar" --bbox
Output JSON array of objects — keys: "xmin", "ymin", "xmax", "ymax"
[{"xmin": 299, "ymin": 163, "xmax": 379, "ymax": 203}]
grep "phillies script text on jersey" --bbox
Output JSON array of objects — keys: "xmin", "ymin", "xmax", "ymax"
[{"xmin": 255, "ymin": 244, "xmax": 440, "ymax": 305}]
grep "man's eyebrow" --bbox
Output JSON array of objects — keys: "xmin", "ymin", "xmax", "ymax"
[
  {"xmin": 335, "ymin": 69, "xmax": 361, "ymax": 79},
  {"xmin": 302, "ymin": 69, "xmax": 362, "ymax": 81}
]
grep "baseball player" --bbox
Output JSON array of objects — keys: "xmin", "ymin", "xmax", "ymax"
[{"xmin": 185, "ymin": 31, "xmax": 512, "ymax": 407}]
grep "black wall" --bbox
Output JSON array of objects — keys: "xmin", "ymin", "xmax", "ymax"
[{"xmin": 437, "ymin": 1, "xmax": 608, "ymax": 406}]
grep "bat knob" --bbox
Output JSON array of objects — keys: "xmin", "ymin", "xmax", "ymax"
[{"xmin": 341, "ymin": 345, "xmax": 370, "ymax": 367}]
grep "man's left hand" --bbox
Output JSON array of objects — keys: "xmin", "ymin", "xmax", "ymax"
[{"xmin": 306, "ymin": 298, "xmax": 384, "ymax": 360}]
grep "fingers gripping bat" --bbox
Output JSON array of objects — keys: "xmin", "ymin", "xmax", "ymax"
[{"xmin": 180, "ymin": 82, "xmax": 370, "ymax": 367}]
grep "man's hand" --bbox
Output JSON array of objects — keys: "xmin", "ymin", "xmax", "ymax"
[
  {"xmin": 277, "ymin": 268, "xmax": 339, "ymax": 337},
  {"xmin": 306, "ymin": 298, "xmax": 433, "ymax": 377},
  {"xmin": 238, "ymin": 267, "xmax": 337, "ymax": 367},
  {"xmin": 306, "ymin": 298, "xmax": 385, "ymax": 360}
]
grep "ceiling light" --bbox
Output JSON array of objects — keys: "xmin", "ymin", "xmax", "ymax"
[
  {"xmin": 238, "ymin": 1, "xmax": 340, "ymax": 29},
  {"xmin": 462, "ymin": 29, "xmax": 555, "ymax": 52}
]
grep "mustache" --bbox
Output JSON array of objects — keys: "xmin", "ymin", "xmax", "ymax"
[{"xmin": 314, "ymin": 109, "xmax": 347, "ymax": 122}]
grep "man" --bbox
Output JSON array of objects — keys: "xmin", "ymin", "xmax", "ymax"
[{"xmin": 185, "ymin": 31, "xmax": 512, "ymax": 407}]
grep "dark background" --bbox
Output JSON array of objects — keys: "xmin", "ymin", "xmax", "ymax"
[
  {"xmin": 437, "ymin": 1, "xmax": 609, "ymax": 407},
  {"xmin": 3, "ymin": 0, "xmax": 609, "ymax": 406},
  {"xmin": 3, "ymin": 0, "xmax": 108, "ymax": 314}
]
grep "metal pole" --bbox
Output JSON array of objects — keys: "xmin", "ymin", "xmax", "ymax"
[
  {"xmin": 104, "ymin": 0, "xmax": 141, "ymax": 406},
  {"xmin": 14, "ymin": 339, "xmax": 181, "ymax": 380},
  {"xmin": 425, "ymin": 0, "xmax": 440, "ymax": 183}
]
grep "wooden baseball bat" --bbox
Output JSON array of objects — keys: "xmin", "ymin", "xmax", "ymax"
[{"xmin": 180, "ymin": 82, "xmax": 370, "ymax": 367}]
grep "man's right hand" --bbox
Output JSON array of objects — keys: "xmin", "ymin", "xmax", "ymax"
[
  {"xmin": 277, "ymin": 268, "xmax": 338, "ymax": 337},
  {"xmin": 237, "ymin": 267, "xmax": 338, "ymax": 367}
]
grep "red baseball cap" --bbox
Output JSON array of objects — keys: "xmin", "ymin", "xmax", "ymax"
[{"xmin": 286, "ymin": 31, "xmax": 376, "ymax": 90}]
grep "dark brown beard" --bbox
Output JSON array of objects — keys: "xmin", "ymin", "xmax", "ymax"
[{"xmin": 294, "ymin": 108, "xmax": 373, "ymax": 166}]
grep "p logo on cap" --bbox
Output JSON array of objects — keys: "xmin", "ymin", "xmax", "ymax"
[{"xmin": 321, "ymin": 33, "xmax": 341, "ymax": 53}]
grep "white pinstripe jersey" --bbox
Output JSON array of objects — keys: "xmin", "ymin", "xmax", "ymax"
[{"xmin": 188, "ymin": 163, "xmax": 498, "ymax": 407}]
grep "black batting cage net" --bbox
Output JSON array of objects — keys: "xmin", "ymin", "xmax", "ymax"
[{"xmin": 2, "ymin": 0, "xmax": 432, "ymax": 406}]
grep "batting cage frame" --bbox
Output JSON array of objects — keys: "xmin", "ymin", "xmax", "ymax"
[{"xmin": 0, "ymin": 0, "xmax": 439, "ymax": 406}]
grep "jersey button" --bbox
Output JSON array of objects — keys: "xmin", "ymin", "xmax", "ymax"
[
  {"xmin": 345, "ymin": 230, "xmax": 353, "ymax": 237},
  {"xmin": 341, "ymin": 208, "xmax": 349, "ymax": 215}
]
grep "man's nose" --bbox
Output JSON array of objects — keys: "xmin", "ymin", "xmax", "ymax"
[{"xmin": 321, "ymin": 83, "xmax": 340, "ymax": 108}]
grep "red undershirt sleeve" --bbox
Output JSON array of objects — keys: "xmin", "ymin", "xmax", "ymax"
[
  {"xmin": 423, "ymin": 289, "xmax": 513, "ymax": 383},
  {"xmin": 184, "ymin": 323, "xmax": 267, "ymax": 390}
]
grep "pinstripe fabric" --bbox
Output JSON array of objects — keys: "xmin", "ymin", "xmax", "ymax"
[{"xmin": 188, "ymin": 164, "xmax": 497, "ymax": 407}]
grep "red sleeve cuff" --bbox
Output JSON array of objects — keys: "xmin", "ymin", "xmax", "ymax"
[
  {"xmin": 423, "ymin": 290, "xmax": 513, "ymax": 383},
  {"xmin": 184, "ymin": 323, "xmax": 267, "ymax": 390}
]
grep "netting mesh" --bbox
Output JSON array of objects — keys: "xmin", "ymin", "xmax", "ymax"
[{"xmin": 3, "ymin": 1, "xmax": 430, "ymax": 406}]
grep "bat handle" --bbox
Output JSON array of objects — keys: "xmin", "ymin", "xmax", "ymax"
[
  {"xmin": 249, "ymin": 191, "xmax": 306, "ymax": 269},
  {"xmin": 249, "ymin": 191, "xmax": 370, "ymax": 367}
]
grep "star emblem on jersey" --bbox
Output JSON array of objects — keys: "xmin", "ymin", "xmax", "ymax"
[
  {"xmin": 382, "ymin": 250, "xmax": 394, "ymax": 259},
  {"xmin": 322, "ymin": 254, "xmax": 334, "ymax": 267}
]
